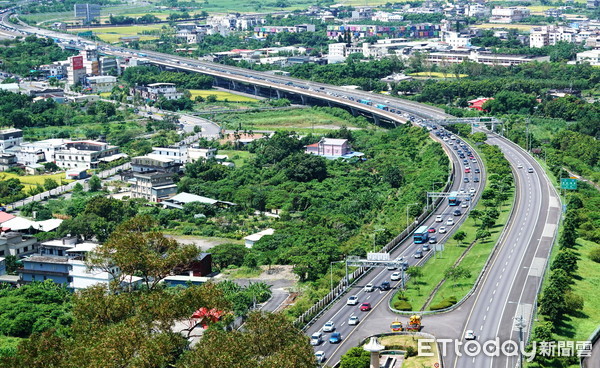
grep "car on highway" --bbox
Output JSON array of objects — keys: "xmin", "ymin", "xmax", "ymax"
[
  {"xmin": 463, "ymin": 177, "xmax": 470, "ymax": 183},
  {"xmin": 469, "ymin": 188, "xmax": 476, "ymax": 195},
  {"xmin": 391, "ymin": 272, "xmax": 401, "ymax": 281},
  {"xmin": 428, "ymin": 227, "xmax": 436, "ymax": 233},
  {"xmin": 323, "ymin": 321, "xmax": 335, "ymax": 332},
  {"xmin": 517, "ymin": 164, "xmax": 523, "ymax": 169},
  {"xmin": 528, "ymin": 168, "xmax": 534, "ymax": 173},
  {"xmin": 435, "ymin": 215, "xmax": 443, "ymax": 222},
  {"xmin": 360, "ymin": 303, "xmax": 372, "ymax": 311},
  {"xmin": 428, "ymin": 236, "xmax": 437, "ymax": 244},
  {"xmin": 474, "ymin": 176, "xmax": 480, "ymax": 183},
  {"xmin": 464, "ymin": 168, "xmax": 470, "ymax": 173},
  {"xmin": 474, "ymin": 168, "xmax": 480, "ymax": 174},
  {"xmin": 315, "ymin": 351, "xmax": 326, "ymax": 363},
  {"xmin": 446, "ymin": 218, "xmax": 454, "ymax": 226},
  {"xmin": 364, "ymin": 283, "xmax": 375, "ymax": 292},
  {"xmin": 453, "ymin": 209, "xmax": 462, "ymax": 216},
  {"xmin": 348, "ymin": 315, "xmax": 360, "ymax": 325},
  {"xmin": 347, "ymin": 295, "xmax": 359, "ymax": 305},
  {"xmin": 422, "ymin": 244, "xmax": 431, "ymax": 251},
  {"xmin": 439, "ymin": 226, "xmax": 447, "ymax": 234},
  {"xmin": 461, "ymin": 201, "xmax": 468, "ymax": 208},
  {"xmin": 414, "ymin": 250, "xmax": 423, "ymax": 258},
  {"xmin": 465, "ymin": 330, "xmax": 476, "ymax": 340},
  {"xmin": 380, "ymin": 281, "xmax": 391, "ymax": 291},
  {"xmin": 311, "ymin": 332, "xmax": 323, "ymax": 346},
  {"xmin": 329, "ymin": 332, "xmax": 342, "ymax": 344}
]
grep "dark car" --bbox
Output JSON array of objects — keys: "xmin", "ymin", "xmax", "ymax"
[
  {"xmin": 474, "ymin": 168, "xmax": 480, "ymax": 174},
  {"xmin": 329, "ymin": 332, "xmax": 342, "ymax": 344},
  {"xmin": 474, "ymin": 177, "xmax": 480, "ymax": 183},
  {"xmin": 453, "ymin": 209, "xmax": 462, "ymax": 216},
  {"xmin": 380, "ymin": 281, "xmax": 391, "ymax": 291},
  {"xmin": 463, "ymin": 177, "xmax": 470, "ymax": 183}
]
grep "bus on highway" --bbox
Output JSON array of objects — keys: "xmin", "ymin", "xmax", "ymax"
[
  {"xmin": 448, "ymin": 191, "xmax": 459, "ymax": 206},
  {"xmin": 413, "ymin": 225, "xmax": 429, "ymax": 244}
]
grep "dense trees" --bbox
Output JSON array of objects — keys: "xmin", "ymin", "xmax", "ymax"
[
  {"xmin": 0, "ymin": 37, "xmax": 75, "ymax": 76},
  {"xmin": 122, "ymin": 66, "xmax": 214, "ymax": 89}
]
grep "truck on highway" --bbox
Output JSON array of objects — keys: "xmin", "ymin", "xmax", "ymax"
[
  {"xmin": 375, "ymin": 104, "xmax": 389, "ymax": 111},
  {"xmin": 390, "ymin": 315, "xmax": 422, "ymax": 332},
  {"xmin": 358, "ymin": 99, "xmax": 372, "ymax": 106}
]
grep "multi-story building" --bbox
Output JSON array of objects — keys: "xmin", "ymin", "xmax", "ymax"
[
  {"xmin": 86, "ymin": 75, "xmax": 117, "ymax": 93},
  {"xmin": 99, "ymin": 56, "xmax": 120, "ymax": 76},
  {"xmin": 67, "ymin": 55, "xmax": 86, "ymax": 85},
  {"xmin": 424, "ymin": 50, "xmax": 548, "ymax": 66},
  {"xmin": 39, "ymin": 61, "xmax": 69, "ymax": 79},
  {"xmin": 130, "ymin": 83, "xmax": 183, "ymax": 101},
  {"xmin": 176, "ymin": 29, "xmax": 205, "ymax": 44},
  {"xmin": 82, "ymin": 46, "xmax": 100, "ymax": 76},
  {"xmin": 529, "ymin": 26, "xmax": 576, "ymax": 48},
  {"xmin": 130, "ymin": 172, "xmax": 177, "ymax": 202},
  {"xmin": 39, "ymin": 237, "xmax": 78, "ymax": 257},
  {"xmin": 253, "ymin": 24, "xmax": 316, "ymax": 38},
  {"xmin": 0, "ymin": 128, "xmax": 23, "ymax": 152},
  {"xmin": 489, "ymin": 7, "xmax": 530, "ymax": 23},
  {"xmin": 577, "ymin": 49, "xmax": 600, "ymax": 65},
  {"xmin": 0, "ymin": 232, "xmax": 37, "ymax": 258},
  {"xmin": 305, "ymin": 138, "xmax": 352, "ymax": 157},
  {"xmin": 55, "ymin": 141, "xmax": 123, "ymax": 170},
  {"xmin": 0, "ymin": 153, "xmax": 17, "ymax": 171},
  {"xmin": 151, "ymin": 146, "xmax": 188, "ymax": 163},
  {"xmin": 326, "ymin": 24, "xmax": 440, "ymax": 41},
  {"xmin": 441, "ymin": 31, "xmax": 471, "ymax": 49},
  {"xmin": 8, "ymin": 138, "xmax": 65, "ymax": 166},
  {"xmin": 19, "ymin": 255, "xmax": 71, "ymax": 284},
  {"xmin": 188, "ymin": 147, "xmax": 217, "ymax": 162},
  {"xmin": 131, "ymin": 154, "xmax": 182, "ymax": 174}
]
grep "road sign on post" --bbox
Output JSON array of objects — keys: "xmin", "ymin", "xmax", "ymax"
[{"xmin": 560, "ymin": 178, "xmax": 577, "ymax": 190}]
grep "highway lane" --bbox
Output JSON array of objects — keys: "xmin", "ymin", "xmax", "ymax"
[
  {"xmin": 451, "ymin": 132, "xmax": 560, "ymax": 368},
  {"xmin": 309, "ymin": 129, "xmax": 486, "ymax": 366}
]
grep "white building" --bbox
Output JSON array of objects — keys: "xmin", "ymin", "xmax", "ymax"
[
  {"xmin": 441, "ymin": 31, "xmax": 471, "ymax": 49},
  {"xmin": 490, "ymin": 7, "xmax": 530, "ymax": 23},
  {"xmin": 244, "ymin": 228, "xmax": 275, "ymax": 248},
  {"xmin": 467, "ymin": 4, "xmax": 490, "ymax": 18},
  {"xmin": 131, "ymin": 83, "xmax": 183, "ymax": 101},
  {"xmin": 55, "ymin": 141, "xmax": 124, "ymax": 170},
  {"xmin": 86, "ymin": 75, "xmax": 117, "ymax": 93},
  {"xmin": 188, "ymin": 147, "xmax": 216, "ymax": 162},
  {"xmin": 529, "ymin": 26, "xmax": 577, "ymax": 48},
  {"xmin": 577, "ymin": 49, "xmax": 600, "ymax": 65},
  {"xmin": 9, "ymin": 138, "xmax": 66, "ymax": 166},
  {"xmin": 0, "ymin": 128, "xmax": 23, "ymax": 152},
  {"xmin": 176, "ymin": 29, "xmax": 205, "ymax": 44}
]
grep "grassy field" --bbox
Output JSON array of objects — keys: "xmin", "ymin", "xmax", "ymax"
[
  {"xmin": 409, "ymin": 72, "xmax": 468, "ymax": 79},
  {"xmin": 189, "ymin": 90, "xmax": 258, "ymax": 102},
  {"xmin": 213, "ymin": 108, "xmax": 365, "ymax": 132},
  {"xmin": 378, "ymin": 335, "xmax": 438, "ymax": 368},
  {"xmin": 218, "ymin": 150, "xmax": 255, "ymax": 167},
  {"xmin": 22, "ymin": 4, "xmax": 156, "ymax": 24},
  {"xmin": 70, "ymin": 24, "xmax": 165, "ymax": 43},
  {"xmin": 0, "ymin": 172, "xmax": 73, "ymax": 193}
]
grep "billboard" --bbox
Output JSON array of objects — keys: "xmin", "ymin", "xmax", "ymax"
[{"xmin": 72, "ymin": 56, "xmax": 84, "ymax": 70}]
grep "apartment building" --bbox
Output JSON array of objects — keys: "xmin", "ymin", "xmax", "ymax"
[
  {"xmin": 55, "ymin": 141, "xmax": 123, "ymax": 170},
  {"xmin": 529, "ymin": 26, "xmax": 576, "ymax": 48},
  {"xmin": 130, "ymin": 83, "xmax": 183, "ymax": 101}
]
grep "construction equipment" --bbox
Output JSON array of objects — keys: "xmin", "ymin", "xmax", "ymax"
[{"xmin": 405, "ymin": 314, "xmax": 422, "ymax": 332}]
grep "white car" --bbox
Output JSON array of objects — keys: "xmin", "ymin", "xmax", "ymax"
[
  {"xmin": 391, "ymin": 272, "xmax": 401, "ymax": 281},
  {"xmin": 315, "ymin": 351, "xmax": 326, "ymax": 363},
  {"xmin": 461, "ymin": 202, "xmax": 468, "ymax": 208},
  {"xmin": 439, "ymin": 226, "xmax": 447, "ymax": 234},
  {"xmin": 517, "ymin": 164, "xmax": 523, "ymax": 169},
  {"xmin": 446, "ymin": 218, "xmax": 454, "ymax": 226},
  {"xmin": 436, "ymin": 215, "xmax": 443, "ymax": 222},
  {"xmin": 348, "ymin": 315, "xmax": 360, "ymax": 325},
  {"xmin": 465, "ymin": 330, "xmax": 476, "ymax": 340},
  {"xmin": 323, "ymin": 321, "xmax": 335, "ymax": 332},
  {"xmin": 364, "ymin": 283, "xmax": 375, "ymax": 292},
  {"xmin": 347, "ymin": 295, "xmax": 359, "ymax": 305},
  {"xmin": 469, "ymin": 188, "xmax": 476, "ymax": 195}
]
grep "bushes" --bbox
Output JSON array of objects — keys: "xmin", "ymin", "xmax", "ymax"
[
  {"xmin": 589, "ymin": 247, "xmax": 600, "ymax": 263},
  {"xmin": 429, "ymin": 296, "xmax": 457, "ymax": 311},
  {"xmin": 393, "ymin": 300, "xmax": 413, "ymax": 311}
]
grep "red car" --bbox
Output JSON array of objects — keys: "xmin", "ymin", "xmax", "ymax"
[
  {"xmin": 428, "ymin": 227, "xmax": 436, "ymax": 233},
  {"xmin": 360, "ymin": 303, "xmax": 372, "ymax": 311},
  {"xmin": 464, "ymin": 168, "xmax": 470, "ymax": 173}
]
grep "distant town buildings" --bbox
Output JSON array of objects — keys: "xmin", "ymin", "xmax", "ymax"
[
  {"xmin": 130, "ymin": 83, "xmax": 183, "ymax": 101},
  {"xmin": 253, "ymin": 24, "xmax": 316, "ymax": 38},
  {"xmin": 576, "ymin": 49, "xmax": 600, "ymax": 65},
  {"xmin": 529, "ymin": 26, "xmax": 576, "ymax": 48},
  {"xmin": 489, "ymin": 7, "xmax": 530, "ymax": 23},
  {"xmin": 326, "ymin": 24, "xmax": 441, "ymax": 41},
  {"xmin": 54, "ymin": 141, "xmax": 124, "ymax": 170}
]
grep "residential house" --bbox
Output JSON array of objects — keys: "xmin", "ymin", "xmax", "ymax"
[
  {"xmin": 130, "ymin": 83, "xmax": 183, "ymax": 101},
  {"xmin": 529, "ymin": 26, "xmax": 576, "ymax": 48},
  {"xmin": 55, "ymin": 140, "xmax": 124, "ymax": 170},
  {"xmin": 130, "ymin": 171, "xmax": 177, "ymax": 202},
  {"xmin": 86, "ymin": 75, "xmax": 117, "ymax": 93},
  {"xmin": 0, "ymin": 128, "xmax": 23, "ymax": 152},
  {"xmin": 39, "ymin": 237, "xmax": 78, "ymax": 257},
  {"xmin": 576, "ymin": 49, "xmax": 600, "ymax": 65},
  {"xmin": 490, "ymin": 7, "xmax": 530, "ymax": 23},
  {"xmin": 468, "ymin": 98, "xmax": 493, "ymax": 111},
  {"xmin": 0, "ymin": 153, "xmax": 17, "ymax": 171},
  {"xmin": 0, "ymin": 232, "xmax": 37, "ymax": 258},
  {"xmin": 187, "ymin": 147, "xmax": 216, "ymax": 162},
  {"xmin": 305, "ymin": 138, "xmax": 352, "ymax": 157},
  {"xmin": 19, "ymin": 255, "xmax": 70, "ymax": 284},
  {"xmin": 131, "ymin": 154, "xmax": 182, "ymax": 174},
  {"xmin": 162, "ymin": 192, "xmax": 236, "ymax": 210},
  {"xmin": 326, "ymin": 24, "xmax": 440, "ymax": 41}
]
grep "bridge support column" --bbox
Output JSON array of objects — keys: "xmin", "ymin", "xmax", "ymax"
[
  {"xmin": 327, "ymin": 101, "xmax": 332, "ymax": 107},
  {"xmin": 276, "ymin": 89, "xmax": 282, "ymax": 99},
  {"xmin": 300, "ymin": 94, "xmax": 307, "ymax": 105},
  {"xmin": 232, "ymin": 81, "xmax": 238, "ymax": 90},
  {"xmin": 350, "ymin": 107, "xmax": 357, "ymax": 116},
  {"xmin": 253, "ymin": 85, "xmax": 259, "ymax": 97},
  {"xmin": 372, "ymin": 113, "xmax": 380, "ymax": 126}
]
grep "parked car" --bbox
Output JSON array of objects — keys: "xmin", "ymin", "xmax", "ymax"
[
  {"xmin": 329, "ymin": 332, "xmax": 342, "ymax": 344},
  {"xmin": 360, "ymin": 303, "xmax": 372, "ymax": 311}
]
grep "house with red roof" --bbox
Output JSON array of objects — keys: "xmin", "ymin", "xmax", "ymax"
[{"xmin": 468, "ymin": 98, "xmax": 493, "ymax": 111}]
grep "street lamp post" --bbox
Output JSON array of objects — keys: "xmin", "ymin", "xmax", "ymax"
[
  {"xmin": 406, "ymin": 203, "xmax": 419, "ymax": 229},
  {"xmin": 509, "ymin": 301, "xmax": 526, "ymax": 368}
]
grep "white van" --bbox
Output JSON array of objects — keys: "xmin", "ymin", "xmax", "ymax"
[{"xmin": 311, "ymin": 331, "xmax": 323, "ymax": 346}]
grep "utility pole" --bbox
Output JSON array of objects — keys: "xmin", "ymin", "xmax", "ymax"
[{"xmin": 515, "ymin": 314, "xmax": 525, "ymax": 368}]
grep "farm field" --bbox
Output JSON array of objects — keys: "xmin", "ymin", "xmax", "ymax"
[
  {"xmin": 69, "ymin": 24, "xmax": 166, "ymax": 43},
  {"xmin": 188, "ymin": 90, "xmax": 258, "ymax": 102},
  {"xmin": 0, "ymin": 172, "xmax": 72, "ymax": 193},
  {"xmin": 474, "ymin": 23, "xmax": 536, "ymax": 31},
  {"xmin": 213, "ymin": 107, "xmax": 367, "ymax": 132}
]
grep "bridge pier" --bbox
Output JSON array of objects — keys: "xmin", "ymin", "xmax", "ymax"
[
  {"xmin": 253, "ymin": 85, "xmax": 259, "ymax": 97},
  {"xmin": 327, "ymin": 101, "xmax": 332, "ymax": 108},
  {"xmin": 350, "ymin": 107, "xmax": 357, "ymax": 116},
  {"xmin": 276, "ymin": 89, "xmax": 282, "ymax": 99},
  {"xmin": 300, "ymin": 94, "xmax": 307, "ymax": 105},
  {"xmin": 372, "ymin": 113, "xmax": 380, "ymax": 126}
]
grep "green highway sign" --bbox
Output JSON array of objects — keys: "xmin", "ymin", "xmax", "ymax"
[{"xmin": 561, "ymin": 178, "xmax": 577, "ymax": 190}]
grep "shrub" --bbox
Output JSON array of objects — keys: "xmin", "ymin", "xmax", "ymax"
[
  {"xmin": 393, "ymin": 300, "xmax": 413, "ymax": 311},
  {"xmin": 589, "ymin": 247, "xmax": 600, "ymax": 263},
  {"xmin": 429, "ymin": 296, "xmax": 458, "ymax": 310}
]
